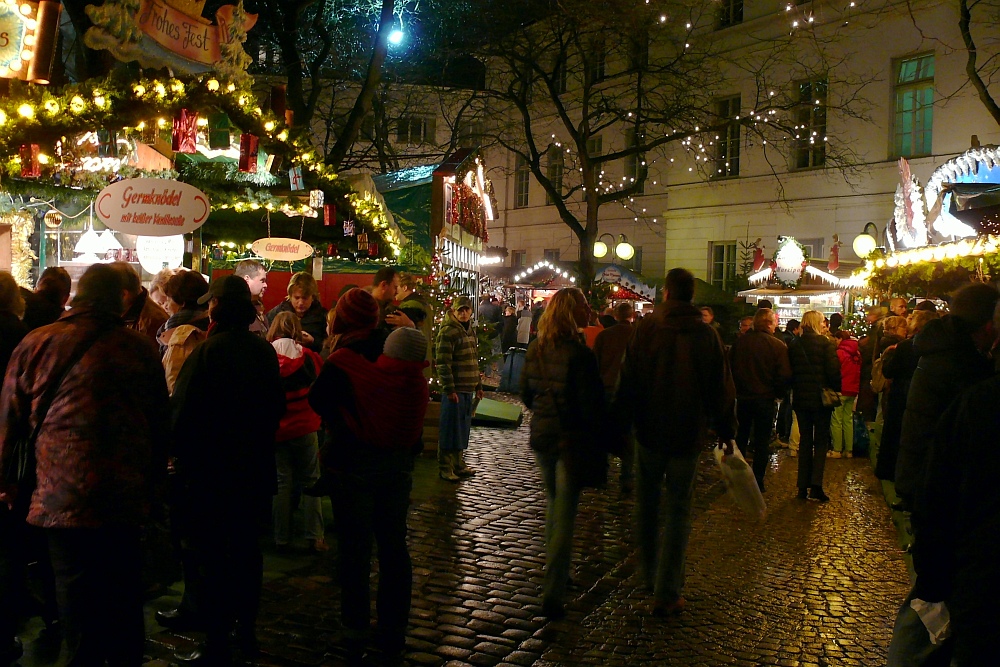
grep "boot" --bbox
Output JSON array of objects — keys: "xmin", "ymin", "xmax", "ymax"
[
  {"xmin": 438, "ymin": 451, "xmax": 460, "ymax": 482},
  {"xmin": 453, "ymin": 451, "xmax": 475, "ymax": 478}
]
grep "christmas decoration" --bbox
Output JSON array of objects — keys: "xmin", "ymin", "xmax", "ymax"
[
  {"xmin": 208, "ymin": 113, "xmax": 232, "ymax": 149},
  {"xmin": 343, "ymin": 219, "xmax": 355, "ymax": 236},
  {"xmin": 356, "ymin": 232, "xmax": 369, "ymax": 253},
  {"xmin": 288, "ymin": 166, "xmax": 304, "ymax": 191},
  {"xmin": 238, "ymin": 133, "xmax": 258, "ymax": 172},
  {"xmin": 894, "ymin": 158, "xmax": 928, "ymax": 249},
  {"xmin": 172, "ymin": 109, "xmax": 198, "ymax": 153},
  {"xmin": 368, "ymin": 241, "xmax": 379, "ymax": 257},
  {"xmin": 309, "ymin": 190, "xmax": 324, "ymax": 208},
  {"xmin": 0, "ymin": 211, "xmax": 38, "ymax": 287},
  {"xmin": 828, "ymin": 234, "xmax": 842, "ymax": 272},
  {"xmin": 97, "ymin": 129, "xmax": 118, "ymax": 158},
  {"xmin": 323, "ymin": 203, "xmax": 335, "ymax": 227},
  {"xmin": 19, "ymin": 144, "xmax": 40, "ymax": 178}
]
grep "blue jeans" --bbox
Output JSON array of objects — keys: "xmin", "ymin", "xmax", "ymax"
[
  {"xmin": 439, "ymin": 392, "xmax": 474, "ymax": 452},
  {"xmin": 273, "ymin": 432, "xmax": 324, "ymax": 544},
  {"xmin": 534, "ymin": 450, "xmax": 581, "ymax": 608},
  {"xmin": 635, "ymin": 446, "xmax": 700, "ymax": 604}
]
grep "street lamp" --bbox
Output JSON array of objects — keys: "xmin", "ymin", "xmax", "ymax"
[
  {"xmin": 593, "ymin": 233, "xmax": 635, "ymax": 261},
  {"xmin": 852, "ymin": 222, "xmax": 879, "ymax": 258},
  {"xmin": 388, "ymin": 29, "xmax": 404, "ymax": 45}
]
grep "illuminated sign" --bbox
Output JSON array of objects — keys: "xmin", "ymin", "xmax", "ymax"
[
  {"xmin": 0, "ymin": 2, "xmax": 34, "ymax": 78},
  {"xmin": 251, "ymin": 237, "xmax": 314, "ymax": 261}
]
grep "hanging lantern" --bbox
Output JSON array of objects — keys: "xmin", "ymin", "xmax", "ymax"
[
  {"xmin": 208, "ymin": 113, "xmax": 232, "ymax": 150},
  {"xmin": 19, "ymin": 145, "xmax": 40, "ymax": 178},
  {"xmin": 343, "ymin": 219, "xmax": 355, "ymax": 236},
  {"xmin": 97, "ymin": 129, "xmax": 118, "ymax": 158},
  {"xmin": 44, "ymin": 209, "xmax": 62, "ymax": 228},
  {"xmin": 239, "ymin": 134, "xmax": 259, "ymax": 172},
  {"xmin": 172, "ymin": 109, "xmax": 198, "ymax": 153},
  {"xmin": 324, "ymin": 204, "xmax": 336, "ymax": 227}
]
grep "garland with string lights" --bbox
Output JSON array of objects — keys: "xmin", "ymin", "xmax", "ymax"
[{"xmin": 0, "ymin": 73, "xmax": 405, "ymax": 259}]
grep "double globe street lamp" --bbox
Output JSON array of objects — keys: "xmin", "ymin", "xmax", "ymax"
[{"xmin": 593, "ymin": 233, "xmax": 635, "ymax": 261}]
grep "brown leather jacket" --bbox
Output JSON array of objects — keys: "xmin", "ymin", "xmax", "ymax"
[{"xmin": 123, "ymin": 288, "xmax": 168, "ymax": 343}]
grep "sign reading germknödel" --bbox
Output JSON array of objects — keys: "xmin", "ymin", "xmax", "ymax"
[
  {"xmin": 95, "ymin": 178, "xmax": 210, "ymax": 236},
  {"xmin": 251, "ymin": 237, "xmax": 314, "ymax": 261}
]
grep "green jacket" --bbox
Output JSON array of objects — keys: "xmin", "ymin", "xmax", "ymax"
[{"xmin": 435, "ymin": 312, "xmax": 482, "ymax": 395}]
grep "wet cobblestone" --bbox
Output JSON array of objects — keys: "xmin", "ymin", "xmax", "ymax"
[{"xmin": 37, "ymin": 395, "xmax": 909, "ymax": 666}]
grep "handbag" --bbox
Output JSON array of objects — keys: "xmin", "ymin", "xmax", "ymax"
[
  {"xmin": 821, "ymin": 387, "xmax": 843, "ymax": 408},
  {"xmin": 3, "ymin": 327, "xmax": 107, "ymax": 515}
]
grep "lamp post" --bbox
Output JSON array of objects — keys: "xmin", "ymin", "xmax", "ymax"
[
  {"xmin": 852, "ymin": 222, "xmax": 879, "ymax": 258},
  {"xmin": 593, "ymin": 233, "xmax": 635, "ymax": 261}
]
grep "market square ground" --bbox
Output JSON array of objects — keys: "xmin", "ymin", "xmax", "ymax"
[{"xmin": 18, "ymin": 397, "xmax": 910, "ymax": 667}]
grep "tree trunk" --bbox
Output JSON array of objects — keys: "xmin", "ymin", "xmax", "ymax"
[{"xmin": 325, "ymin": 0, "xmax": 395, "ymax": 169}]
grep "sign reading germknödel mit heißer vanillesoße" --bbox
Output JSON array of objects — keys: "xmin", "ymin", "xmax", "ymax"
[{"xmin": 95, "ymin": 178, "xmax": 210, "ymax": 236}]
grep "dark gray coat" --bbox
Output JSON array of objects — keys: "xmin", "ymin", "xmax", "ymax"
[{"xmin": 787, "ymin": 329, "xmax": 841, "ymax": 412}]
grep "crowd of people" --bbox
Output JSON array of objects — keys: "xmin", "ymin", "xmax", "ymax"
[{"xmin": 0, "ymin": 257, "xmax": 994, "ymax": 666}]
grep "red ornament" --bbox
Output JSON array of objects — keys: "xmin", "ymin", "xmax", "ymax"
[
  {"xmin": 368, "ymin": 242, "xmax": 379, "ymax": 257},
  {"xmin": 172, "ymin": 109, "xmax": 198, "ymax": 153},
  {"xmin": 443, "ymin": 276, "xmax": 451, "ymax": 286},
  {"xmin": 444, "ymin": 298, "xmax": 453, "ymax": 309},
  {"xmin": 239, "ymin": 134, "xmax": 259, "ymax": 172},
  {"xmin": 19, "ymin": 144, "xmax": 40, "ymax": 178},
  {"xmin": 324, "ymin": 204, "xmax": 336, "ymax": 227}
]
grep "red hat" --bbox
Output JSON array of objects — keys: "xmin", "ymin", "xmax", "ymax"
[{"xmin": 332, "ymin": 288, "xmax": 379, "ymax": 334}]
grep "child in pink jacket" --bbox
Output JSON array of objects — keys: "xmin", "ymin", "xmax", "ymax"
[{"xmin": 831, "ymin": 331, "xmax": 862, "ymax": 457}]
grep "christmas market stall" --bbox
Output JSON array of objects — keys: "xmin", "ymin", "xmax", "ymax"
[
  {"xmin": 594, "ymin": 264, "xmax": 657, "ymax": 313},
  {"xmin": 0, "ymin": 0, "xmax": 406, "ymax": 310},
  {"xmin": 740, "ymin": 235, "xmax": 861, "ymax": 328},
  {"xmin": 854, "ymin": 146, "xmax": 1000, "ymax": 298}
]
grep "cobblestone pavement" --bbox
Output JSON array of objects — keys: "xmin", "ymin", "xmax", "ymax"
[{"xmin": 20, "ymin": 396, "xmax": 911, "ymax": 666}]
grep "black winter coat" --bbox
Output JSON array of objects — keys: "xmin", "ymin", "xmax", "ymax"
[
  {"xmin": 874, "ymin": 337, "xmax": 918, "ymax": 481},
  {"xmin": 521, "ymin": 336, "xmax": 606, "ymax": 456},
  {"xmin": 267, "ymin": 299, "xmax": 328, "ymax": 353},
  {"xmin": 895, "ymin": 316, "xmax": 994, "ymax": 501},
  {"xmin": 0, "ymin": 310, "xmax": 28, "ymax": 376},
  {"xmin": 911, "ymin": 376, "xmax": 1000, "ymax": 664},
  {"xmin": 171, "ymin": 325, "xmax": 285, "ymax": 502},
  {"xmin": 501, "ymin": 315, "xmax": 519, "ymax": 352},
  {"xmin": 788, "ymin": 329, "xmax": 841, "ymax": 412}
]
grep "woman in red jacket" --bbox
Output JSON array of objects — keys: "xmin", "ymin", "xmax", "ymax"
[
  {"xmin": 267, "ymin": 312, "xmax": 328, "ymax": 552},
  {"xmin": 831, "ymin": 330, "xmax": 862, "ymax": 458}
]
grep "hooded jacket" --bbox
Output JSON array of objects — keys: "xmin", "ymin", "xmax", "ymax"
[
  {"xmin": 836, "ymin": 337, "xmax": 862, "ymax": 397},
  {"xmin": 272, "ymin": 338, "xmax": 323, "ymax": 442},
  {"xmin": 615, "ymin": 300, "xmax": 736, "ymax": 454},
  {"xmin": 895, "ymin": 315, "xmax": 995, "ymax": 501}
]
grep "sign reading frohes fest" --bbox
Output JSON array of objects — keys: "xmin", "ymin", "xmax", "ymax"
[
  {"xmin": 251, "ymin": 238, "xmax": 315, "ymax": 262},
  {"xmin": 137, "ymin": 0, "xmax": 248, "ymax": 65},
  {"xmin": 96, "ymin": 178, "xmax": 210, "ymax": 236}
]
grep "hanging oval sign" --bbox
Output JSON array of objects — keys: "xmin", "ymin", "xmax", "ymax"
[
  {"xmin": 251, "ymin": 237, "xmax": 315, "ymax": 261},
  {"xmin": 95, "ymin": 178, "xmax": 210, "ymax": 237}
]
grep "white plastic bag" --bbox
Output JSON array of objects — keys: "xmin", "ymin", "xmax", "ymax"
[
  {"xmin": 910, "ymin": 599, "xmax": 951, "ymax": 645},
  {"xmin": 714, "ymin": 441, "xmax": 767, "ymax": 519}
]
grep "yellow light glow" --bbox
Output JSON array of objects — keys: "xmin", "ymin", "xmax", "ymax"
[
  {"xmin": 17, "ymin": 104, "xmax": 34, "ymax": 119},
  {"xmin": 196, "ymin": 117, "xmax": 208, "ymax": 127},
  {"xmin": 227, "ymin": 83, "xmax": 236, "ymax": 92},
  {"xmin": 70, "ymin": 96, "xmax": 85, "ymax": 113},
  {"xmin": 277, "ymin": 130, "xmax": 288, "ymax": 141},
  {"xmin": 93, "ymin": 95, "xmax": 106, "ymax": 108},
  {"xmin": 19, "ymin": 3, "xmax": 30, "ymax": 15},
  {"xmin": 170, "ymin": 81, "xmax": 185, "ymax": 94},
  {"xmin": 207, "ymin": 79, "xmax": 220, "ymax": 92},
  {"xmin": 157, "ymin": 118, "xmax": 167, "ymax": 128},
  {"xmin": 38, "ymin": 153, "xmax": 50, "ymax": 165},
  {"xmin": 874, "ymin": 259, "xmax": 885, "ymax": 268},
  {"xmin": 9, "ymin": 60, "xmax": 21, "ymax": 72},
  {"xmin": 136, "ymin": 121, "xmax": 146, "ymax": 131},
  {"xmin": 133, "ymin": 84, "xmax": 146, "ymax": 96},
  {"xmin": 0, "ymin": 111, "xmax": 6, "ymax": 125},
  {"xmin": 238, "ymin": 95, "xmax": 248, "ymax": 106},
  {"xmin": 154, "ymin": 83, "xmax": 166, "ymax": 97},
  {"xmin": 20, "ymin": 49, "xmax": 32, "ymax": 61},
  {"xmin": 23, "ymin": 35, "xmax": 34, "ymax": 46},
  {"xmin": 43, "ymin": 100, "xmax": 59, "ymax": 113}
]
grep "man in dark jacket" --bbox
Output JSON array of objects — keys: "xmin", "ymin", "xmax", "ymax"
[
  {"xmin": 170, "ymin": 276, "xmax": 284, "ymax": 664},
  {"xmin": 234, "ymin": 258, "xmax": 269, "ymax": 337},
  {"xmin": 907, "ymin": 372, "xmax": 1000, "ymax": 666},
  {"xmin": 0, "ymin": 264, "xmax": 170, "ymax": 667},
  {"xmin": 593, "ymin": 302, "xmax": 635, "ymax": 493},
  {"xmin": 887, "ymin": 283, "xmax": 999, "ymax": 667},
  {"xmin": 616, "ymin": 268, "xmax": 736, "ymax": 617},
  {"xmin": 729, "ymin": 308, "xmax": 791, "ymax": 492}
]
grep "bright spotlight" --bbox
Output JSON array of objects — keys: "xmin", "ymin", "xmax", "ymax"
[{"xmin": 388, "ymin": 30, "xmax": 404, "ymax": 45}]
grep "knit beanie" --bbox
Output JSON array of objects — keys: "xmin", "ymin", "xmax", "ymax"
[
  {"xmin": 383, "ymin": 327, "xmax": 428, "ymax": 362},
  {"xmin": 332, "ymin": 288, "xmax": 379, "ymax": 334}
]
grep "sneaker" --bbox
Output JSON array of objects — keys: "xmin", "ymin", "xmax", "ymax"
[
  {"xmin": 828, "ymin": 450, "xmax": 842, "ymax": 459},
  {"xmin": 439, "ymin": 469, "xmax": 460, "ymax": 482},
  {"xmin": 652, "ymin": 596, "xmax": 686, "ymax": 617}
]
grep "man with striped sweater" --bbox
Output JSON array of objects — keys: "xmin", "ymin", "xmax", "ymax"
[{"xmin": 435, "ymin": 296, "xmax": 483, "ymax": 481}]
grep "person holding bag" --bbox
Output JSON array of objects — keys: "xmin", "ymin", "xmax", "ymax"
[
  {"xmin": 521, "ymin": 287, "xmax": 608, "ymax": 620},
  {"xmin": 788, "ymin": 310, "xmax": 842, "ymax": 501}
]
